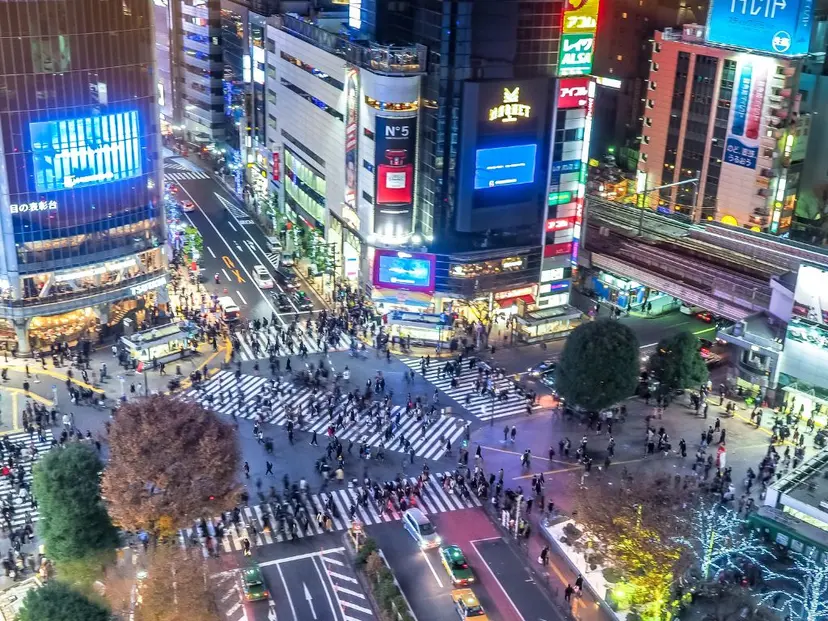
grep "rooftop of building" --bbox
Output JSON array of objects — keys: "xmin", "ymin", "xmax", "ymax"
[
  {"xmin": 773, "ymin": 449, "xmax": 828, "ymax": 514},
  {"xmin": 270, "ymin": 12, "xmax": 427, "ymax": 76}
]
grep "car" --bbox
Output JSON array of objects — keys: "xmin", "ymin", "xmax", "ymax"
[
  {"xmin": 277, "ymin": 267, "xmax": 298, "ymax": 291},
  {"xmin": 451, "ymin": 589, "xmax": 488, "ymax": 620},
  {"xmin": 252, "ymin": 265, "xmax": 274, "ymax": 289},
  {"xmin": 273, "ymin": 292, "xmax": 293, "ymax": 312},
  {"xmin": 527, "ymin": 360, "xmax": 555, "ymax": 377},
  {"xmin": 293, "ymin": 290, "xmax": 313, "ymax": 311},
  {"xmin": 439, "ymin": 545, "xmax": 475, "ymax": 586},
  {"xmin": 540, "ymin": 368, "xmax": 556, "ymax": 389},
  {"xmin": 402, "ymin": 508, "xmax": 441, "ymax": 549},
  {"xmin": 166, "ymin": 182, "xmax": 180, "ymax": 195},
  {"xmin": 695, "ymin": 310, "xmax": 715, "ymax": 323},
  {"xmin": 241, "ymin": 566, "xmax": 268, "ymax": 601},
  {"xmin": 181, "ymin": 200, "xmax": 195, "ymax": 212}
]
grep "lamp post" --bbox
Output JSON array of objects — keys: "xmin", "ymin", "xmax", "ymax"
[{"xmin": 636, "ymin": 177, "xmax": 699, "ymax": 236}]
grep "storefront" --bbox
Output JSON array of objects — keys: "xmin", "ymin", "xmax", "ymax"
[
  {"xmin": 493, "ymin": 285, "xmax": 537, "ymax": 316},
  {"xmin": 382, "ymin": 310, "xmax": 453, "ymax": 347},
  {"xmin": 120, "ymin": 322, "xmax": 199, "ymax": 365},
  {"xmin": 780, "ymin": 382, "xmax": 828, "ymax": 429},
  {"xmin": 373, "ymin": 287, "xmax": 434, "ymax": 313},
  {"xmin": 591, "ymin": 271, "xmax": 678, "ymax": 315},
  {"xmin": 29, "ymin": 308, "xmax": 100, "ymax": 349}
]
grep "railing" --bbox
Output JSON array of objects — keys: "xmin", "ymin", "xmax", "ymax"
[{"xmin": 278, "ymin": 14, "xmax": 426, "ymax": 75}]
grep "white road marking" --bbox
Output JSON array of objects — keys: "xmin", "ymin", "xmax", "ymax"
[
  {"xmin": 222, "ymin": 268, "xmax": 232, "ymax": 282},
  {"xmin": 327, "ymin": 571, "xmax": 357, "ymax": 584},
  {"xmin": 312, "ymin": 556, "xmax": 339, "ymax": 621},
  {"xmin": 469, "ymin": 540, "xmax": 526, "ymax": 621},
  {"xmin": 228, "ymin": 221, "xmax": 238, "ymax": 232},
  {"xmin": 225, "ymin": 601, "xmax": 242, "ymax": 617},
  {"xmin": 333, "ymin": 586, "xmax": 365, "ymax": 599},
  {"xmin": 207, "ymin": 246, "xmax": 216, "ymax": 258},
  {"xmin": 303, "ymin": 583, "xmax": 317, "ymax": 620},
  {"xmin": 236, "ymin": 291, "xmax": 247, "ymax": 305},
  {"xmin": 421, "ymin": 549, "xmax": 444, "ymax": 588},
  {"xmin": 340, "ymin": 601, "xmax": 373, "ymax": 614},
  {"xmin": 258, "ymin": 548, "xmax": 346, "ymax": 566},
  {"xmin": 277, "ymin": 564, "xmax": 298, "ymax": 621}
]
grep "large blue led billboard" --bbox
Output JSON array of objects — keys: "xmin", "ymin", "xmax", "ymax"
[
  {"xmin": 706, "ymin": 0, "xmax": 814, "ymax": 55},
  {"xmin": 373, "ymin": 249, "xmax": 436, "ymax": 293},
  {"xmin": 30, "ymin": 110, "xmax": 143, "ymax": 192},
  {"xmin": 474, "ymin": 144, "xmax": 537, "ymax": 190}
]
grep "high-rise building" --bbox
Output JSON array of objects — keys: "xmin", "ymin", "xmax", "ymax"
[
  {"xmin": 0, "ymin": 0, "xmax": 167, "ymax": 353},
  {"xmin": 181, "ymin": 0, "xmax": 225, "ymax": 143},
  {"xmin": 638, "ymin": 25, "xmax": 807, "ymax": 234}
]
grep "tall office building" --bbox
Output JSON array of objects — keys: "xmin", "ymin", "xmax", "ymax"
[
  {"xmin": 0, "ymin": 0, "xmax": 167, "ymax": 353},
  {"xmin": 181, "ymin": 0, "xmax": 225, "ymax": 143}
]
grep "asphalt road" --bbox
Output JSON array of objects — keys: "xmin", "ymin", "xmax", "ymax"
[
  {"xmin": 368, "ymin": 507, "xmax": 562, "ymax": 621},
  {"xmin": 166, "ymin": 158, "xmax": 326, "ymax": 325}
]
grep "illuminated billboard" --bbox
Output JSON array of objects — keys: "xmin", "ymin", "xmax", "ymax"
[
  {"xmin": 30, "ymin": 110, "xmax": 143, "ymax": 192},
  {"xmin": 373, "ymin": 116, "xmax": 416, "ymax": 236},
  {"xmin": 557, "ymin": 0, "xmax": 601, "ymax": 76},
  {"xmin": 724, "ymin": 59, "xmax": 772, "ymax": 170},
  {"xmin": 373, "ymin": 249, "xmax": 436, "ymax": 293},
  {"xmin": 792, "ymin": 263, "xmax": 828, "ymax": 326},
  {"xmin": 474, "ymin": 144, "xmax": 538, "ymax": 190},
  {"xmin": 706, "ymin": 0, "xmax": 814, "ymax": 55}
]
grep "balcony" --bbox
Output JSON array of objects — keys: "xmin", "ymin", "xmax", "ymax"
[
  {"xmin": 277, "ymin": 13, "xmax": 426, "ymax": 76},
  {"xmin": 0, "ymin": 270, "xmax": 169, "ymax": 321}
]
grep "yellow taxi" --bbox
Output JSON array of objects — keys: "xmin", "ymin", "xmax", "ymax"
[{"xmin": 451, "ymin": 588, "xmax": 489, "ymax": 620}]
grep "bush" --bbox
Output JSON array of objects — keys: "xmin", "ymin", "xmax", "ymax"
[{"xmin": 356, "ymin": 538, "xmax": 378, "ymax": 565}]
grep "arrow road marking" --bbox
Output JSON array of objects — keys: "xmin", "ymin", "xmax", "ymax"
[
  {"xmin": 303, "ymin": 583, "xmax": 317, "ymax": 620},
  {"xmin": 268, "ymin": 599, "xmax": 278, "ymax": 621}
]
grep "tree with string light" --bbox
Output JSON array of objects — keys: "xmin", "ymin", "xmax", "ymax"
[
  {"xmin": 759, "ymin": 551, "xmax": 828, "ymax": 621},
  {"xmin": 674, "ymin": 503, "xmax": 770, "ymax": 581}
]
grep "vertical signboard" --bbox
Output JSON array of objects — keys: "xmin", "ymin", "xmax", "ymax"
[
  {"xmin": 344, "ymin": 67, "xmax": 359, "ymax": 208},
  {"xmin": 725, "ymin": 58, "xmax": 771, "ymax": 170},
  {"xmin": 558, "ymin": 0, "xmax": 601, "ymax": 76},
  {"xmin": 272, "ymin": 151, "xmax": 280, "ymax": 182},
  {"xmin": 706, "ymin": 0, "xmax": 814, "ymax": 55},
  {"xmin": 373, "ymin": 116, "xmax": 416, "ymax": 236}
]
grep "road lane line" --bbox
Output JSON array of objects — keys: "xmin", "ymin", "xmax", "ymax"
[
  {"xmin": 228, "ymin": 221, "xmax": 237, "ymax": 232},
  {"xmin": 237, "ymin": 291, "xmax": 247, "ymax": 305},
  {"xmin": 311, "ymin": 555, "xmax": 339, "ymax": 621},
  {"xmin": 207, "ymin": 246, "xmax": 216, "ymax": 258},
  {"xmin": 327, "ymin": 571, "xmax": 357, "ymax": 583},
  {"xmin": 221, "ymin": 268, "xmax": 231, "ymax": 282},
  {"xmin": 421, "ymin": 549, "xmax": 444, "ymax": 588},
  {"xmin": 334, "ymin": 586, "xmax": 365, "ymax": 599},
  {"xmin": 469, "ymin": 541, "xmax": 526, "ymax": 621},
  {"xmin": 277, "ymin": 564, "xmax": 298, "ymax": 621},
  {"xmin": 258, "ymin": 548, "xmax": 345, "ymax": 566}
]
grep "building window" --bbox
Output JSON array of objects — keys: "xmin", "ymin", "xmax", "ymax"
[
  {"xmin": 362, "ymin": 191, "xmax": 373, "ymax": 204},
  {"xmin": 281, "ymin": 130, "xmax": 326, "ymax": 167},
  {"xmin": 616, "ymin": 55, "xmax": 624, "ymax": 61},
  {"xmin": 363, "ymin": 96, "xmax": 418, "ymax": 112},
  {"xmin": 280, "ymin": 79, "xmax": 344, "ymax": 122},
  {"xmin": 647, "ymin": 99, "xmax": 655, "ymax": 108},
  {"xmin": 279, "ymin": 51, "xmax": 344, "ymax": 90},
  {"xmin": 364, "ymin": 128, "xmax": 375, "ymax": 140},
  {"xmin": 363, "ymin": 160, "xmax": 375, "ymax": 173}
]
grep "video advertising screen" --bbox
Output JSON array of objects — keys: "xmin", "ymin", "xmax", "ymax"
[
  {"xmin": 374, "ymin": 250, "xmax": 436, "ymax": 293},
  {"xmin": 474, "ymin": 144, "xmax": 537, "ymax": 190},
  {"xmin": 30, "ymin": 110, "xmax": 143, "ymax": 193},
  {"xmin": 792, "ymin": 263, "xmax": 828, "ymax": 326}
]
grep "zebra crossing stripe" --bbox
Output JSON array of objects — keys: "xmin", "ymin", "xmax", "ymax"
[
  {"xmin": 0, "ymin": 430, "xmax": 54, "ymax": 530},
  {"xmin": 164, "ymin": 171, "xmax": 210, "ymax": 181},
  {"xmin": 179, "ymin": 472, "xmax": 479, "ymax": 554},
  {"xmin": 397, "ymin": 356, "xmax": 540, "ymax": 422},
  {"xmin": 182, "ymin": 371, "xmax": 468, "ymax": 460},
  {"xmin": 228, "ymin": 325, "xmax": 351, "ymax": 362}
]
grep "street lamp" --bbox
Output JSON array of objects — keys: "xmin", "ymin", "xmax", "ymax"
[{"xmin": 635, "ymin": 177, "xmax": 699, "ymax": 236}]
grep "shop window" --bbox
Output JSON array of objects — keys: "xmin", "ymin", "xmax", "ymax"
[{"xmin": 363, "ymin": 96, "xmax": 418, "ymax": 112}]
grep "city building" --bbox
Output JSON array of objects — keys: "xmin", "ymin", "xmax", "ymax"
[
  {"xmin": 153, "ymin": 0, "xmax": 184, "ymax": 134},
  {"xmin": 0, "ymin": 0, "xmax": 167, "ymax": 352},
  {"xmin": 638, "ymin": 25, "xmax": 808, "ymax": 233}
]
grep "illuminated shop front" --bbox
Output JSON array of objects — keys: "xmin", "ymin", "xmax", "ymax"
[
  {"xmin": 382, "ymin": 310, "xmax": 452, "ymax": 347},
  {"xmin": 515, "ymin": 305, "xmax": 581, "ymax": 343},
  {"xmin": 590, "ymin": 271, "xmax": 678, "ymax": 314},
  {"xmin": 371, "ymin": 249, "xmax": 436, "ymax": 312}
]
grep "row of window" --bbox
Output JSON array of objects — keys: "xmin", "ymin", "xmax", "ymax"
[
  {"xmin": 280, "ymin": 78, "xmax": 344, "ymax": 122},
  {"xmin": 282, "ymin": 129, "xmax": 326, "ymax": 168},
  {"xmin": 280, "ymin": 51, "xmax": 344, "ymax": 90}
]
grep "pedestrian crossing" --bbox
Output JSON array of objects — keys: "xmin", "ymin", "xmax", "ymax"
[
  {"xmin": 230, "ymin": 324, "xmax": 352, "ymax": 361},
  {"xmin": 398, "ymin": 356, "xmax": 540, "ymax": 422},
  {"xmin": 179, "ymin": 472, "xmax": 480, "ymax": 555},
  {"xmin": 1, "ymin": 430, "xmax": 54, "ymax": 531},
  {"xmin": 264, "ymin": 253, "xmax": 280, "ymax": 271},
  {"xmin": 181, "ymin": 371, "xmax": 468, "ymax": 461},
  {"xmin": 164, "ymin": 171, "xmax": 210, "ymax": 182}
]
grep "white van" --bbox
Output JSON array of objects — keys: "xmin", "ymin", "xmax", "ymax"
[
  {"xmin": 217, "ymin": 296, "xmax": 241, "ymax": 322},
  {"xmin": 265, "ymin": 236, "xmax": 282, "ymax": 253}
]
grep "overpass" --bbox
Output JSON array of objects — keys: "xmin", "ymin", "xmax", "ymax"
[{"xmin": 581, "ymin": 198, "xmax": 828, "ymax": 321}]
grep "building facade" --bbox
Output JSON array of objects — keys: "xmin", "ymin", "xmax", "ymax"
[
  {"xmin": 639, "ymin": 26, "xmax": 807, "ymax": 234},
  {"xmin": 181, "ymin": 0, "xmax": 225, "ymax": 143},
  {"xmin": 0, "ymin": 0, "xmax": 167, "ymax": 352}
]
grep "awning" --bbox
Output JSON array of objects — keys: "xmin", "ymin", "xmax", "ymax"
[{"xmin": 496, "ymin": 294, "xmax": 534, "ymax": 308}]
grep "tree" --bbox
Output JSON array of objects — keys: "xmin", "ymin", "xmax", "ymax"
[
  {"xmin": 32, "ymin": 443, "xmax": 118, "ymax": 565},
  {"xmin": 18, "ymin": 581, "xmax": 110, "ymax": 621},
  {"xmin": 556, "ymin": 319, "xmax": 640, "ymax": 411},
  {"xmin": 134, "ymin": 545, "xmax": 222, "ymax": 621},
  {"xmin": 760, "ymin": 551, "xmax": 828, "ymax": 621},
  {"xmin": 102, "ymin": 395, "xmax": 240, "ymax": 535},
  {"xmin": 674, "ymin": 503, "xmax": 769, "ymax": 581},
  {"xmin": 647, "ymin": 331, "xmax": 708, "ymax": 394},
  {"xmin": 574, "ymin": 473, "xmax": 698, "ymax": 620}
]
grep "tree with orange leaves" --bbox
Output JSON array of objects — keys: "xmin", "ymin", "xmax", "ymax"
[{"xmin": 102, "ymin": 395, "xmax": 240, "ymax": 536}]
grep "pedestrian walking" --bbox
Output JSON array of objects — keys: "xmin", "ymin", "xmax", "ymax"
[
  {"xmin": 243, "ymin": 461, "xmax": 250, "ymax": 478},
  {"xmin": 310, "ymin": 430, "xmax": 318, "ymax": 446},
  {"xmin": 265, "ymin": 461, "xmax": 273, "ymax": 475},
  {"xmin": 564, "ymin": 585, "xmax": 574, "ymax": 602},
  {"xmin": 510, "ymin": 425, "xmax": 517, "ymax": 443}
]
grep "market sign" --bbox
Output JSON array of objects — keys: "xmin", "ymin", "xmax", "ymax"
[
  {"xmin": 548, "ymin": 191, "xmax": 574, "ymax": 205},
  {"xmin": 557, "ymin": 78, "xmax": 591, "ymax": 109},
  {"xmin": 494, "ymin": 284, "xmax": 537, "ymax": 300},
  {"xmin": 546, "ymin": 217, "xmax": 575, "ymax": 232},
  {"xmin": 130, "ymin": 276, "xmax": 168, "ymax": 296},
  {"xmin": 558, "ymin": 0, "xmax": 601, "ymax": 77},
  {"xmin": 10, "ymin": 199, "xmax": 58, "ymax": 214},
  {"xmin": 488, "ymin": 87, "xmax": 532, "ymax": 124}
]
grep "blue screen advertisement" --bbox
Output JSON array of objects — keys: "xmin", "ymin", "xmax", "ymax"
[
  {"xmin": 30, "ymin": 110, "xmax": 143, "ymax": 193},
  {"xmin": 373, "ymin": 250, "xmax": 436, "ymax": 293},
  {"xmin": 474, "ymin": 144, "xmax": 537, "ymax": 190},
  {"xmin": 706, "ymin": 0, "xmax": 814, "ymax": 55}
]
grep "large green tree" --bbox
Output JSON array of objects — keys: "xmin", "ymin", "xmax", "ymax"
[
  {"xmin": 33, "ymin": 443, "xmax": 118, "ymax": 565},
  {"xmin": 647, "ymin": 331, "xmax": 708, "ymax": 393},
  {"xmin": 556, "ymin": 319, "xmax": 640, "ymax": 411},
  {"xmin": 18, "ymin": 581, "xmax": 110, "ymax": 621}
]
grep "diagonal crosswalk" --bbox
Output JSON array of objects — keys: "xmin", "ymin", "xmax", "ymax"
[
  {"xmin": 0, "ymin": 430, "xmax": 54, "ymax": 531},
  {"xmin": 398, "ymin": 356, "xmax": 540, "ymax": 422},
  {"xmin": 179, "ymin": 472, "xmax": 480, "ymax": 556},
  {"xmin": 164, "ymin": 171, "xmax": 210, "ymax": 182},
  {"xmin": 230, "ymin": 324, "xmax": 352, "ymax": 361},
  {"xmin": 181, "ymin": 371, "xmax": 468, "ymax": 461}
]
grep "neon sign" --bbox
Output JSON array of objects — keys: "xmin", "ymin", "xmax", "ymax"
[
  {"xmin": 557, "ymin": 0, "xmax": 601, "ymax": 76},
  {"xmin": 488, "ymin": 87, "xmax": 532, "ymax": 124},
  {"xmin": 10, "ymin": 200, "xmax": 58, "ymax": 214}
]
